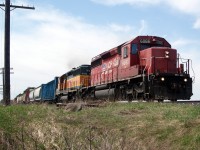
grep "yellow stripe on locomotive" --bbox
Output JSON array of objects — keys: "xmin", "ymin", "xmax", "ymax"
[
  {"xmin": 67, "ymin": 65, "xmax": 91, "ymax": 91},
  {"xmin": 66, "ymin": 75, "xmax": 90, "ymax": 91},
  {"xmin": 57, "ymin": 65, "xmax": 91, "ymax": 92}
]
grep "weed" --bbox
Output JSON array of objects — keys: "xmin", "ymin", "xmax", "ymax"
[{"xmin": 1, "ymin": 103, "xmax": 200, "ymax": 149}]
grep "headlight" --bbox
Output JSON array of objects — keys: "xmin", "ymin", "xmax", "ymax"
[
  {"xmin": 165, "ymin": 51, "xmax": 169, "ymax": 58},
  {"xmin": 184, "ymin": 78, "xmax": 188, "ymax": 82},
  {"xmin": 161, "ymin": 77, "xmax": 165, "ymax": 81}
]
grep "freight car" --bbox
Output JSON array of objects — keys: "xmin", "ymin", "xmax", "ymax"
[
  {"xmin": 15, "ymin": 35, "xmax": 194, "ymax": 103},
  {"xmin": 16, "ymin": 94, "xmax": 23, "ymax": 103},
  {"xmin": 40, "ymin": 77, "xmax": 58, "ymax": 102},
  {"xmin": 29, "ymin": 88, "xmax": 35, "ymax": 102},
  {"xmin": 15, "ymin": 87, "xmax": 34, "ymax": 103},
  {"xmin": 25, "ymin": 78, "xmax": 58, "ymax": 102},
  {"xmin": 33, "ymin": 86, "xmax": 42, "ymax": 101}
]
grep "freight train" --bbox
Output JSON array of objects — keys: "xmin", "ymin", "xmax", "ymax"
[{"xmin": 15, "ymin": 35, "xmax": 194, "ymax": 103}]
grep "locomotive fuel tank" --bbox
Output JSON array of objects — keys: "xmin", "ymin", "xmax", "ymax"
[{"xmin": 95, "ymin": 88, "xmax": 115, "ymax": 99}]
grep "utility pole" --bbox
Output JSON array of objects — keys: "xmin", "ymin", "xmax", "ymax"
[
  {"xmin": 0, "ymin": 68, "xmax": 5, "ymax": 101},
  {"xmin": 0, "ymin": 0, "xmax": 35, "ymax": 106},
  {"xmin": 0, "ymin": 67, "xmax": 13, "ymax": 104}
]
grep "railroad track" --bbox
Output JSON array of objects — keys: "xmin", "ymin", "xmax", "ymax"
[
  {"xmin": 175, "ymin": 100, "xmax": 200, "ymax": 104},
  {"xmin": 118, "ymin": 100, "xmax": 200, "ymax": 105}
]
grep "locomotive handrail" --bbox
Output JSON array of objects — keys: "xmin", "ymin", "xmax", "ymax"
[
  {"xmin": 189, "ymin": 59, "xmax": 195, "ymax": 83},
  {"xmin": 148, "ymin": 57, "xmax": 152, "ymax": 81},
  {"xmin": 178, "ymin": 56, "xmax": 195, "ymax": 83},
  {"xmin": 141, "ymin": 56, "xmax": 169, "ymax": 82},
  {"xmin": 178, "ymin": 54, "xmax": 192, "ymax": 75},
  {"xmin": 140, "ymin": 58, "xmax": 149, "ymax": 82},
  {"xmin": 142, "ymin": 56, "xmax": 195, "ymax": 83}
]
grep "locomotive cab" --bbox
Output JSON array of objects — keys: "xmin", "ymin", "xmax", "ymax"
[{"xmin": 138, "ymin": 37, "xmax": 193, "ymax": 101}]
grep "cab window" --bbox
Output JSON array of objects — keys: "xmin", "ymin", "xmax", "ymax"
[
  {"xmin": 81, "ymin": 66, "xmax": 91, "ymax": 75},
  {"xmin": 131, "ymin": 44, "xmax": 137, "ymax": 54},
  {"xmin": 123, "ymin": 47, "xmax": 128, "ymax": 58},
  {"xmin": 141, "ymin": 44, "xmax": 151, "ymax": 50}
]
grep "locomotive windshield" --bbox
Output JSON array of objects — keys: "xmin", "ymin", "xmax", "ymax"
[
  {"xmin": 140, "ymin": 43, "xmax": 166, "ymax": 50},
  {"xmin": 81, "ymin": 66, "xmax": 91, "ymax": 75}
]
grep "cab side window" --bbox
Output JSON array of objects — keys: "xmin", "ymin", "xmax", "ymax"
[
  {"xmin": 123, "ymin": 47, "xmax": 128, "ymax": 58},
  {"xmin": 131, "ymin": 44, "xmax": 137, "ymax": 54}
]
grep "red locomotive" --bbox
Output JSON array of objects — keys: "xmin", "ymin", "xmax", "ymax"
[{"xmin": 90, "ymin": 35, "xmax": 193, "ymax": 102}]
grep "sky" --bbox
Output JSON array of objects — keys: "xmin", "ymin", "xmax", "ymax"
[{"xmin": 0, "ymin": 0, "xmax": 199, "ymax": 100}]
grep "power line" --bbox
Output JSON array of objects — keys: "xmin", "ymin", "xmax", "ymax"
[{"xmin": 0, "ymin": 0, "xmax": 35, "ymax": 106}]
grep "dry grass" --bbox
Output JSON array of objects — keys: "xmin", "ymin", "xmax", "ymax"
[{"xmin": 0, "ymin": 102, "xmax": 200, "ymax": 149}]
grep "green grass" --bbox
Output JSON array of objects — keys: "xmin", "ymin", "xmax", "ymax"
[{"xmin": 1, "ymin": 102, "xmax": 200, "ymax": 149}]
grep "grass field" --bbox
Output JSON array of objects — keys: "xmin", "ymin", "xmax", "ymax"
[{"xmin": 0, "ymin": 102, "xmax": 200, "ymax": 150}]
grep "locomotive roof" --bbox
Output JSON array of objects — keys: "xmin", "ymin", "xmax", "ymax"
[
  {"xmin": 91, "ymin": 35, "xmax": 171, "ymax": 62},
  {"xmin": 58, "ymin": 64, "xmax": 91, "ymax": 78},
  {"xmin": 123, "ymin": 35, "xmax": 170, "ymax": 45}
]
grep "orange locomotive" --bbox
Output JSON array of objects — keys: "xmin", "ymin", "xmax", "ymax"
[{"xmin": 56, "ymin": 65, "xmax": 91, "ymax": 101}]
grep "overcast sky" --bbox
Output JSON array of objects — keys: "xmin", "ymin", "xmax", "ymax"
[{"xmin": 0, "ymin": 0, "xmax": 199, "ymax": 99}]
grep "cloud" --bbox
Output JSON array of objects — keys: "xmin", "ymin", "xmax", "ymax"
[
  {"xmin": 109, "ymin": 23, "xmax": 132, "ymax": 32},
  {"xmin": 138, "ymin": 20, "xmax": 148, "ymax": 34},
  {"xmin": 171, "ymin": 39, "xmax": 197, "ymax": 48},
  {"xmin": 91, "ymin": 0, "xmax": 200, "ymax": 14},
  {"xmin": 5, "ymin": 6, "xmax": 147, "ymax": 98},
  {"xmin": 193, "ymin": 18, "xmax": 200, "ymax": 29},
  {"xmin": 91, "ymin": 0, "xmax": 200, "ymax": 29},
  {"xmin": 167, "ymin": 0, "xmax": 200, "ymax": 15},
  {"xmin": 91, "ymin": 0, "xmax": 161, "ymax": 6}
]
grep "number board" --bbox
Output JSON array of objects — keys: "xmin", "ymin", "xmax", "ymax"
[{"xmin": 140, "ymin": 39, "xmax": 150, "ymax": 44}]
